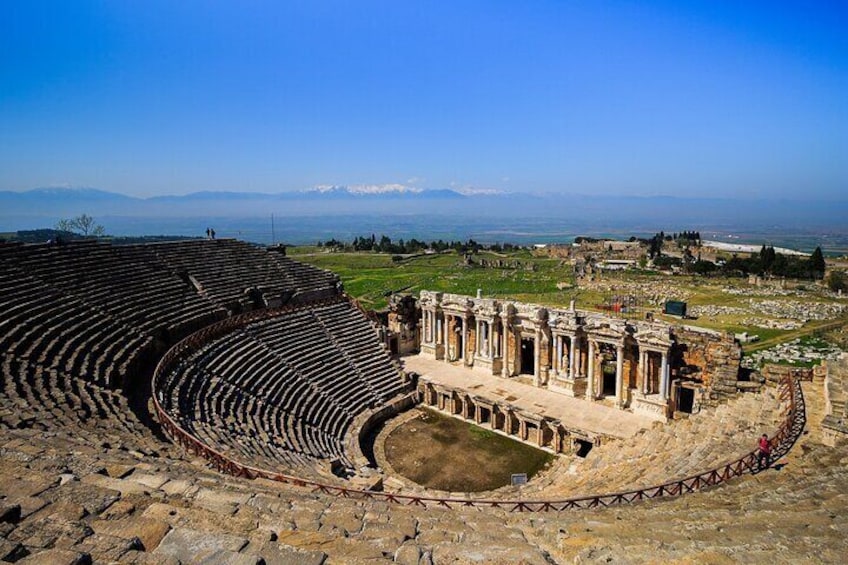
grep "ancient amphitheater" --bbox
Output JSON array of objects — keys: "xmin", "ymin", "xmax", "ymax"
[{"xmin": 0, "ymin": 238, "xmax": 846, "ymax": 564}]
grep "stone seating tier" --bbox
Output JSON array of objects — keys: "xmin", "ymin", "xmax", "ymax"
[
  {"xmin": 0, "ymin": 379, "xmax": 842, "ymax": 564},
  {"xmin": 157, "ymin": 299, "xmax": 407, "ymax": 478}
]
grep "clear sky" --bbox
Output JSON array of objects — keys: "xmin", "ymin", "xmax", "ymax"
[{"xmin": 1, "ymin": 1, "xmax": 846, "ymax": 198}]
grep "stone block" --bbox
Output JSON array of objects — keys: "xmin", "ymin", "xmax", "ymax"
[
  {"xmin": 195, "ymin": 549, "xmax": 262, "ymax": 565},
  {"xmin": 104, "ymin": 464, "xmax": 136, "ymax": 479},
  {"xmin": 0, "ymin": 539, "xmax": 27, "ymax": 562},
  {"xmin": 394, "ymin": 542, "xmax": 422, "ymax": 565},
  {"xmin": 100, "ymin": 498, "xmax": 136, "ymax": 520},
  {"xmin": 128, "ymin": 472, "xmax": 170, "ymax": 490},
  {"xmin": 16, "ymin": 548, "xmax": 92, "ymax": 565},
  {"xmin": 80, "ymin": 473, "xmax": 148, "ymax": 496},
  {"xmin": 153, "ymin": 527, "xmax": 248, "ymax": 562},
  {"xmin": 249, "ymin": 542, "xmax": 326, "ymax": 565},
  {"xmin": 91, "ymin": 516, "xmax": 172, "ymax": 551},
  {"xmin": 160, "ymin": 478, "xmax": 197, "ymax": 497}
]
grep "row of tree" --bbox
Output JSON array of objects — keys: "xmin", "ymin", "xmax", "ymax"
[
  {"xmin": 317, "ymin": 235, "xmax": 518, "ymax": 255},
  {"xmin": 642, "ymin": 230, "xmax": 704, "ymax": 259},
  {"xmin": 653, "ymin": 245, "xmax": 827, "ymax": 280}
]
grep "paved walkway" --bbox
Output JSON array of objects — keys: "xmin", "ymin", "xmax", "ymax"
[{"xmin": 402, "ymin": 355, "xmax": 654, "ymax": 439}]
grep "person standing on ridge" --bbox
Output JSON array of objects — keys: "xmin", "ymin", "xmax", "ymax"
[{"xmin": 757, "ymin": 433, "xmax": 771, "ymax": 470}]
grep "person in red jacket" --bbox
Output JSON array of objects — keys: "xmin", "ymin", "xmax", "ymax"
[{"xmin": 757, "ymin": 433, "xmax": 771, "ymax": 470}]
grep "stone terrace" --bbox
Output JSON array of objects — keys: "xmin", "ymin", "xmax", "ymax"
[
  {"xmin": 404, "ymin": 355, "xmax": 655, "ymax": 440},
  {"xmin": 157, "ymin": 299, "xmax": 408, "ymax": 479},
  {"xmin": 0, "ymin": 239, "xmax": 844, "ymax": 562},
  {"xmin": 401, "ymin": 354, "xmax": 784, "ymax": 502},
  {"xmin": 0, "ymin": 380, "xmax": 844, "ymax": 563}
]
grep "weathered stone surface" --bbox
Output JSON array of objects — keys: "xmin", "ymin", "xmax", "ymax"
[
  {"xmin": 91, "ymin": 516, "xmax": 172, "ymax": 551},
  {"xmin": 0, "ymin": 539, "xmax": 27, "ymax": 562},
  {"xmin": 256, "ymin": 543, "xmax": 327, "ymax": 565},
  {"xmin": 104, "ymin": 464, "xmax": 136, "ymax": 479},
  {"xmin": 432, "ymin": 541, "xmax": 551, "ymax": 565},
  {"xmin": 119, "ymin": 549, "xmax": 182, "ymax": 565},
  {"xmin": 16, "ymin": 548, "xmax": 92, "ymax": 565},
  {"xmin": 50, "ymin": 481, "xmax": 120, "ymax": 516},
  {"xmin": 393, "ymin": 541, "xmax": 421, "ymax": 565},
  {"xmin": 195, "ymin": 549, "xmax": 262, "ymax": 565},
  {"xmin": 100, "ymin": 498, "xmax": 136, "ymax": 520},
  {"xmin": 80, "ymin": 473, "xmax": 149, "ymax": 496},
  {"xmin": 72, "ymin": 532, "xmax": 140, "ymax": 561},
  {"xmin": 128, "ymin": 472, "xmax": 170, "ymax": 490},
  {"xmin": 153, "ymin": 527, "xmax": 248, "ymax": 562},
  {"xmin": 160, "ymin": 478, "xmax": 198, "ymax": 497}
]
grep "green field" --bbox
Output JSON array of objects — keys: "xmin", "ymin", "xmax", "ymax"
[
  {"xmin": 291, "ymin": 247, "xmax": 573, "ymax": 310},
  {"xmin": 291, "ymin": 247, "xmax": 848, "ymax": 352}
]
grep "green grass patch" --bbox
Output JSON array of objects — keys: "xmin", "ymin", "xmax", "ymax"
[{"xmin": 384, "ymin": 408, "xmax": 554, "ymax": 492}]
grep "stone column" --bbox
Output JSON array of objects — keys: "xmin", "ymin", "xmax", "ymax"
[
  {"xmin": 639, "ymin": 349, "xmax": 647, "ymax": 393},
  {"xmin": 586, "ymin": 340, "xmax": 595, "ymax": 400},
  {"xmin": 461, "ymin": 315, "xmax": 469, "ymax": 364},
  {"xmin": 555, "ymin": 336, "xmax": 562, "ymax": 375},
  {"xmin": 569, "ymin": 337, "xmax": 577, "ymax": 379},
  {"xmin": 615, "ymin": 344, "xmax": 624, "ymax": 407},
  {"xmin": 660, "ymin": 351, "xmax": 669, "ymax": 400},
  {"xmin": 533, "ymin": 329, "xmax": 541, "ymax": 387},
  {"xmin": 501, "ymin": 323, "xmax": 510, "ymax": 377},
  {"xmin": 486, "ymin": 321, "xmax": 493, "ymax": 358}
]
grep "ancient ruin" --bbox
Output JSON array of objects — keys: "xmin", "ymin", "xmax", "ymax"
[
  {"xmin": 391, "ymin": 291, "xmax": 741, "ymax": 437},
  {"xmin": 0, "ymin": 239, "xmax": 843, "ymax": 563}
]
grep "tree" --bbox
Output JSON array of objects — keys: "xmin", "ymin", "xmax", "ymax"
[
  {"xmin": 826, "ymin": 270, "xmax": 846, "ymax": 293},
  {"xmin": 55, "ymin": 214, "xmax": 105, "ymax": 237},
  {"xmin": 810, "ymin": 246, "xmax": 826, "ymax": 280}
]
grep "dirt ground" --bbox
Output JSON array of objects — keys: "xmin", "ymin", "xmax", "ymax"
[{"xmin": 383, "ymin": 407, "xmax": 553, "ymax": 492}]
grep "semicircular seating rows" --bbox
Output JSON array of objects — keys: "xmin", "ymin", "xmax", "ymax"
[
  {"xmin": 0, "ymin": 239, "xmax": 361, "ymax": 463},
  {"xmin": 155, "ymin": 299, "xmax": 408, "ymax": 478}
]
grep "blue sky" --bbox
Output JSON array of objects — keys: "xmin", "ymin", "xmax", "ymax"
[{"xmin": 1, "ymin": 1, "xmax": 846, "ymax": 198}]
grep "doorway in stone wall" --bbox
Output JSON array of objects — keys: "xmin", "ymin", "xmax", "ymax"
[{"xmin": 520, "ymin": 338, "xmax": 535, "ymax": 375}]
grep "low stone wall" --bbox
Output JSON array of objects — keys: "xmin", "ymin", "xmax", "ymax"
[
  {"xmin": 417, "ymin": 377, "xmax": 604, "ymax": 455},
  {"xmin": 761, "ymin": 364, "xmax": 817, "ymax": 387},
  {"xmin": 348, "ymin": 390, "xmax": 420, "ymax": 473}
]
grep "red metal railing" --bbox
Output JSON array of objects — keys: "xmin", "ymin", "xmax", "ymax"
[{"xmin": 152, "ymin": 308, "xmax": 805, "ymax": 512}]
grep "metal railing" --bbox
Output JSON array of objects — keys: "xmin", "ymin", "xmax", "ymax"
[{"xmin": 152, "ymin": 307, "xmax": 804, "ymax": 512}]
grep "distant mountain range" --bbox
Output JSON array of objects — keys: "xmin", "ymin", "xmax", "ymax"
[{"xmin": 1, "ymin": 186, "xmax": 847, "ymax": 234}]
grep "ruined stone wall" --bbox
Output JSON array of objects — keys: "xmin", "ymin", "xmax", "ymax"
[
  {"xmin": 761, "ymin": 364, "xmax": 815, "ymax": 386},
  {"xmin": 673, "ymin": 326, "xmax": 741, "ymax": 404},
  {"xmin": 387, "ymin": 295, "xmax": 419, "ymax": 355},
  {"xmin": 539, "ymin": 332, "xmax": 551, "ymax": 382},
  {"xmin": 506, "ymin": 331, "xmax": 519, "ymax": 375}
]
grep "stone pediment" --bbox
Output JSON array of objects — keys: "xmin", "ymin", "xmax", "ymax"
[
  {"xmin": 419, "ymin": 290, "xmax": 442, "ymax": 308},
  {"xmin": 635, "ymin": 327, "xmax": 673, "ymax": 349},
  {"xmin": 472, "ymin": 298, "xmax": 500, "ymax": 318},
  {"xmin": 441, "ymin": 295, "xmax": 473, "ymax": 313},
  {"xmin": 584, "ymin": 318, "xmax": 628, "ymax": 342},
  {"xmin": 549, "ymin": 312, "xmax": 580, "ymax": 333}
]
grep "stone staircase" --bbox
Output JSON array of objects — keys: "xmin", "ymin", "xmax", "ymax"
[{"xmin": 0, "ymin": 380, "xmax": 841, "ymax": 563}]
